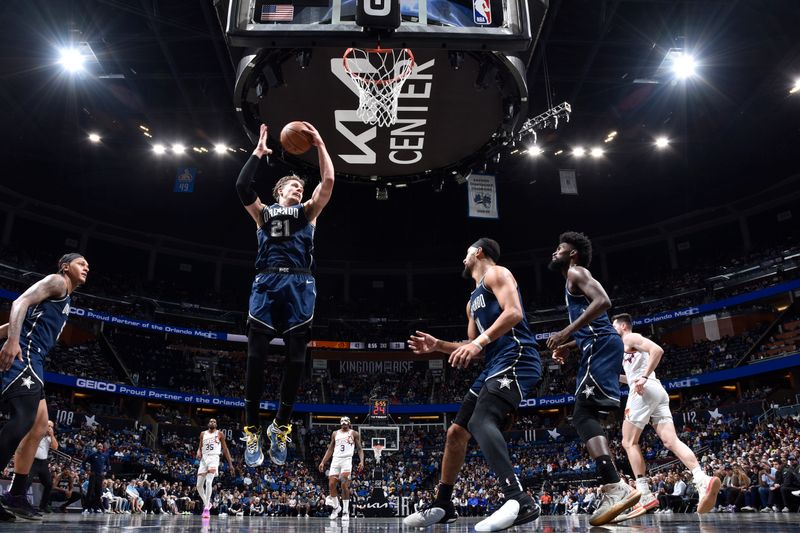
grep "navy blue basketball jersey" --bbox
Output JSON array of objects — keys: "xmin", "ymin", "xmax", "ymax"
[
  {"xmin": 19, "ymin": 293, "xmax": 71, "ymax": 358},
  {"xmin": 255, "ymin": 203, "xmax": 315, "ymax": 270},
  {"xmin": 565, "ymin": 286, "xmax": 616, "ymax": 349},
  {"xmin": 469, "ymin": 277, "xmax": 538, "ymax": 370}
]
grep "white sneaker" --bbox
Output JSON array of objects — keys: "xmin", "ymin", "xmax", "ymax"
[
  {"xmin": 475, "ymin": 499, "xmax": 520, "ymax": 532},
  {"xmin": 590, "ymin": 482, "xmax": 641, "ymax": 526},
  {"xmin": 341, "ymin": 514, "xmax": 350, "ymax": 521},
  {"xmin": 792, "ymin": 490, "xmax": 800, "ymax": 498},
  {"xmin": 781, "ymin": 507, "xmax": 789, "ymax": 513},
  {"xmin": 330, "ymin": 506, "xmax": 341, "ymax": 519}
]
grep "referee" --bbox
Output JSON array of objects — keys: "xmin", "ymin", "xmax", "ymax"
[{"xmin": 24, "ymin": 420, "xmax": 58, "ymax": 513}]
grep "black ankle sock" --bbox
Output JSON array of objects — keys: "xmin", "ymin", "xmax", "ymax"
[
  {"xmin": 436, "ymin": 483, "xmax": 454, "ymax": 504},
  {"xmin": 596, "ymin": 455, "xmax": 621, "ymax": 484},
  {"xmin": 10, "ymin": 473, "xmax": 28, "ymax": 496}
]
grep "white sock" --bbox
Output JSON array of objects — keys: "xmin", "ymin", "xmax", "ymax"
[
  {"xmin": 197, "ymin": 476, "xmax": 207, "ymax": 508},
  {"xmin": 635, "ymin": 476, "xmax": 650, "ymax": 493},
  {"xmin": 342, "ymin": 500, "xmax": 349, "ymax": 513},
  {"xmin": 205, "ymin": 475, "xmax": 215, "ymax": 507},
  {"xmin": 691, "ymin": 466, "xmax": 705, "ymax": 480}
]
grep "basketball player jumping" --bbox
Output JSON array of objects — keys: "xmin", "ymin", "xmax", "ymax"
[
  {"xmin": 235, "ymin": 122, "xmax": 334, "ymax": 467},
  {"xmin": 404, "ymin": 238, "xmax": 542, "ymax": 532},
  {"xmin": 546, "ymin": 232, "xmax": 641, "ymax": 526},
  {"xmin": 196, "ymin": 418, "xmax": 234, "ymax": 518},
  {"xmin": 0, "ymin": 253, "xmax": 89, "ymax": 520},
  {"xmin": 610, "ymin": 313, "xmax": 720, "ymax": 520},
  {"xmin": 318, "ymin": 416, "xmax": 364, "ymax": 522}
]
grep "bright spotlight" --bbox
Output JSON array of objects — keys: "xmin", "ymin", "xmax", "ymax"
[
  {"xmin": 655, "ymin": 136, "xmax": 670, "ymax": 149},
  {"xmin": 88, "ymin": 133, "xmax": 101, "ymax": 143},
  {"xmin": 590, "ymin": 147, "xmax": 604, "ymax": 158},
  {"xmin": 672, "ymin": 53, "xmax": 697, "ymax": 80},
  {"xmin": 214, "ymin": 143, "xmax": 228, "ymax": 154},
  {"xmin": 528, "ymin": 146, "xmax": 543, "ymax": 157},
  {"xmin": 573, "ymin": 147, "xmax": 586, "ymax": 158},
  {"xmin": 153, "ymin": 144, "xmax": 166, "ymax": 155},
  {"xmin": 58, "ymin": 48, "xmax": 85, "ymax": 73},
  {"xmin": 790, "ymin": 79, "xmax": 800, "ymax": 95},
  {"xmin": 172, "ymin": 143, "xmax": 185, "ymax": 154}
]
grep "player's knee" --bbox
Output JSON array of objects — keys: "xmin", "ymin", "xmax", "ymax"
[
  {"xmin": 447, "ymin": 423, "xmax": 470, "ymax": 447},
  {"xmin": 572, "ymin": 407, "xmax": 605, "ymax": 442},
  {"xmin": 621, "ymin": 436, "xmax": 638, "ymax": 451}
]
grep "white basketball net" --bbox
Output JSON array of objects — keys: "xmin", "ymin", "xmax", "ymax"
[
  {"xmin": 343, "ymin": 48, "xmax": 415, "ymax": 127},
  {"xmin": 373, "ymin": 444, "xmax": 385, "ymax": 464}
]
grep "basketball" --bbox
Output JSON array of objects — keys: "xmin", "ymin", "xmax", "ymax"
[{"xmin": 280, "ymin": 121, "xmax": 313, "ymax": 155}]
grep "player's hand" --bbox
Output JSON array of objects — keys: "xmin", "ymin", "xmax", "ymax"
[
  {"xmin": 254, "ymin": 124, "xmax": 273, "ymax": 158},
  {"xmin": 546, "ymin": 329, "xmax": 570, "ymax": 351},
  {"xmin": 0, "ymin": 340, "xmax": 22, "ymax": 371},
  {"xmin": 228, "ymin": 464, "xmax": 236, "ymax": 477},
  {"xmin": 318, "ymin": 462, "xmax": 325, "ymax": 473},
  {"xmin": 301, "ymin": 122, "xmax": 323, "ymax": 147},
  {"xmin": 449, "ymin": 342, "xmax": 482, "ymax": 369},
  {"xmin": 408, "ymin": 331, "xmax": 438, "ymax": 354},
  {"xmin": 551, "ymin": 345, "xmax": 570, "ymax": 364},
  {"xmin": 357, "ymin": 463, "xmax": 364, "ymax": 475},
  {"xmin": 633, "ymin": 376, "xmax": 647, "ymax": 396}
]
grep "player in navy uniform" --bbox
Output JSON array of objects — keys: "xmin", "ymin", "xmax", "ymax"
[
  {"xmin": 404, "ymin": 238, "xmax": 541, "ymax": 532},
  {"xmin": 0, "ymin": 253, "xmax": 89, "ymax": 520},
  {"xmin": 546, "ymin": 232, "xmax": 640, "ymax": 525},
  {"xmin": 235, "ymin": 123, "xmax": 334, "ymax": 467}
]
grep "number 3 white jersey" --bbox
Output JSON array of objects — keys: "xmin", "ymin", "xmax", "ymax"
[
  {"xmin": 202, "ymin": 430, "xmax": 222, "ymax": 457},
  {"xmin": 622, "ymin": 349, "xmax": 659, "ymax": 385},
  {"xmin": 333, "ymin": 429, "xmax": 355, "ymax": 459}
]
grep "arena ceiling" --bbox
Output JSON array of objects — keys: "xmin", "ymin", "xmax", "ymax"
[{"xmin": 0, "ymin": 0, "xmax": 798, "ymax": 263}]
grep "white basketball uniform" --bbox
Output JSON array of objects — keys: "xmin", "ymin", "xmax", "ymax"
[
  {"xmin": 329, "ymin": 429, "xmax": 355, "ymax": 476},
  {"xmin": 622, "ymin": 348, "xmax": 673, "ymax": 429},
  {"xmin": 198, "ymin": 430, "xmax": 222, "ymax": 474}
]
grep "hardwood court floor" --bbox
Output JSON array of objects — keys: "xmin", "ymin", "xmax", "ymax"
[{"xmin": 0, "ymin": 512, "xmax": 796, "ymax": 532}]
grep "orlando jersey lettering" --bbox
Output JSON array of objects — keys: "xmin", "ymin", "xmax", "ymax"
[
  {"xmin": 565, "ymin": 287, "xmax": 616, "ymax": 349},
  {"xmin": 469, "ymin": 279, "xmax": 538, "ymax": 370},
  {"xmin": 255, "ymin": 203, "xmax": 315, "ymax": 270}
]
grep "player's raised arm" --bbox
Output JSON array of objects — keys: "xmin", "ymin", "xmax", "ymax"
[
  {"xmin": 236, "ymin": 124, "xmax": 272, "ymax": 226},
  {"xmin": 0, "ymin": 274, "xmax": 67, "ymax": 371},
  {"xmin": 303, "ymin": 122, "xmax": 335, "ymax": 224}
]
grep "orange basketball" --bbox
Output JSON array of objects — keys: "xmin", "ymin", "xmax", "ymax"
[{"xmin": 280, "ymin": 121, "xmax": 313, "ymax": 155}]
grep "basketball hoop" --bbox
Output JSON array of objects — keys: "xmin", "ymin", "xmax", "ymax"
[
  {"xmin": 372, "ymin": 443, "xmax": 385, "ymax": 464},
  {"xmin": 343, "ymin": 47, "xmax": 415, "ymax": 127}
]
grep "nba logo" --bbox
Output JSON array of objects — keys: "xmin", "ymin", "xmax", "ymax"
[{"xmin": 473, "ymin": 0, "xmax": 492, "ymax": 25}]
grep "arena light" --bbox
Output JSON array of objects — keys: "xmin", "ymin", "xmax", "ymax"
[
  {"xmin": 672, "ymin": 53, "xmax": 697, "ymax": 80},
  {"xmin": 655, "ymin": 136, "xmax": 670, "ymax": 149},
  {"xmin": 88, "ymin": 133, "xmax": 101, "ymax": 143},
  {"xmin": 572, "ymin": 147, "xmax": 586, "ymax": 158},
  {"xmin": 590, "ymin": 147, "xmax": 604, "ymax": 158},
  {"xmin": 528, "ymin": 145, "xmax": 543, "ymax": 157},
  {"xmin": 172, "ymin": 143, "xmax": 185, "ymax": 154},
  {"xmin": 790, "ymin": 79, "xmax": 800, "ymax": 95},
  {"xmin": 153, "ymin": 144, "xmax": 166, "ymax": 155},
  {"xmin": 58, "ymin": 47, "xmax": 85, "ymax": 73},
  {"xmin": 214, "ymin": 143, "xmax": 228, "ymax": 154}
]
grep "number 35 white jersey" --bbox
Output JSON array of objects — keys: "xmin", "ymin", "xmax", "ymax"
[
  {"xmin": 202, "ymin": 430, "xmax": 222, "ymax": 457},
  {"xmin": 333, "ymin": 429, "xmax": 355, "ymax": 458}
]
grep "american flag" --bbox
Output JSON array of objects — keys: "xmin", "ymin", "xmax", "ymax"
[{"xmin": 261, "ymin": 3, "xmax": 294, "ymax": 22}]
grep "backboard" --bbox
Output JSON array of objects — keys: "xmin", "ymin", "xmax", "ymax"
[
  {"xmin": 219, "ymin": 0, "xmax": 548, "ymax": 51},
  {"xmin": 359, "ymin": 425, "xmax": 400, "ymax": 451}
]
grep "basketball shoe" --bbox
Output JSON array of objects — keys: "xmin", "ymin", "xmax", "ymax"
[
  {"xmin": 267, "ymin": 421, "xmax": 292, "ymax": 465},
  {"xmin": 402, "ymin": 499, "xmax": 458, "ymax": 528},
  {"xmin": 241, "ymin": 425, "xmax": 264, "ymax": 467},
  {"xmin": 611, "ymin": 492, "xmax": 658, "ymax": 523},
  {"xmin": 590, "ymin": 481, "xmax": 641, "ymax": 526},
  {"xmin": 474, "ymin": 494, "xmax": 540, "ymax": 532},
  {"xmin": 695, "ymin": 474, "xmax": 721, "ymax": 513}
]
